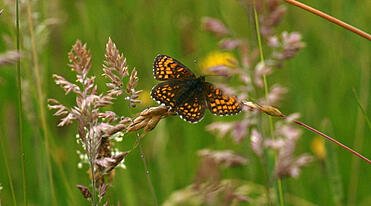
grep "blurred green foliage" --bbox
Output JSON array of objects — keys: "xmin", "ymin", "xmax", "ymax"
[{"xmin": 0, "ymin": 0, "xmax": 370, "ymax": 205}]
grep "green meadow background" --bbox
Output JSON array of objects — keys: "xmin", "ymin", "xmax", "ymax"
[{"xmin": 0, "ymin": 0, "xmax": 370, "ymax": 205}]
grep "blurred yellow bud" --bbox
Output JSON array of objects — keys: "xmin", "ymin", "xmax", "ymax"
[{"xmin": 311, "ymin": 137, "xmax": 326, "ymax": 160}]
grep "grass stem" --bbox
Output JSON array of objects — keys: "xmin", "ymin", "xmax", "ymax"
[
  {"xmin": 348, "ymin": 62, "xmax": 370, "ymax": 205},
  {"xmin": 253, "ymin": 1, "xmax": 285, "ymax": 205},
  {"xmin": 283, "ymin": 0, "xmax": 371, "ymax": 41},
  {"xmin": 280, "ymin": 115, "xmax": 371, "ymax": 164},
  {"xmin": 136, "ymin": 132, "xmax": 159, "ymax": 206},
  {"xmin": 15, "ymin": 0, "xmax": 27, "ymax": 204},
  {"xmin": 352, "ymin": 88, "xmax": 371, "ymax": 131}
]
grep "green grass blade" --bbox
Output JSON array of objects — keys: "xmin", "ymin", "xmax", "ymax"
[
  {"xmin": 0, "ymin": 130, "xmax": 17, "ymax": 206},
  {"xmin": 15, "ymin": 0, "xmax": 27, "ymax": 204},
  {"xmin": 352, "ymin": 88, "xmax": 371, "ymax": 131}
]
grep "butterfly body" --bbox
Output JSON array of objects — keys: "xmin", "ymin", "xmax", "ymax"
[
  {"xmin": 151, "ymin": 55, "xmax": 241, "ymax": 123},
  {"xmin": 174, "ymin": 76, "xmax": 206, "ymax": 106}
]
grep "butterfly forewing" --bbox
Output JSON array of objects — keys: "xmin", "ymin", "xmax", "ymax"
[
  {"xmin": 153, "ymin": 55, "xmax": 196, "ymax": 81},
  {"xmin": 205, "ymin": 83, "xmax": 241, "ymax": 116},
  {"xmin": 175, "ymin": 93, "xmax": 206, "ymax": 123}
]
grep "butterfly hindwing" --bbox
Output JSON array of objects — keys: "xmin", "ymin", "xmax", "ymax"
[
  {"xmin": 175, "ymin": 92, "xmax": 206, "ymax": 123},
  {"xmin": 205, "ymin": 83, "xmax": 241, "ymax": 116},
  {"xmin": 151, "ymin": 81, "xmax": 186, "ymax": 108},
  {"xmin": 153, "ymin": 55, "xmax": 196, "ymax": 81}
]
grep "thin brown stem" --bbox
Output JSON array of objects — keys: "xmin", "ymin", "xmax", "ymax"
[
  {"xmin": 127, "ymin": 104, "xmax": 158, "ymax": 206},
  {"xmin": 281, "ymin": 115, "xmax": 371, "ymax": 164},
  {"xmin": 87, "ymin": 124, "xmax": 98, "ymax": 206},
  {"xmin": 136, "ymin": 132, "xmax": 159, "ymax": 206},
  {"xmin": 89, "ymin": 158, "xmax": 97, "ymax": 206},
  {"xmin": 283, "ymin": 0, "xmax": 371, "ymax": 41}
]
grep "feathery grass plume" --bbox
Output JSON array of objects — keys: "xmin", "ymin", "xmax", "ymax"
[
  {"xmin": 103, "ymin": 38, "xmax": 142, "ymax": 107},
  {"xmin": 202, "ymin": 17, "xmax": 230, "ymax": 37},
  {"xmin": 49, "ymin": 39, "xmax": 138, "ymax": 205}
]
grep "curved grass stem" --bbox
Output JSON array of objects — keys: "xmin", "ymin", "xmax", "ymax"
[
  {"xmin": 280, "ymin": 115, "xmax": 371, "ymax": 164},
  {"xmin": 283, "ymin": 0, "xmax": 371, "ymax": 41}
]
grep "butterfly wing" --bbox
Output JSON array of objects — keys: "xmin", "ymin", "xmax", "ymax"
[
  {"xmin": 175, "ymin": 92, "xmax": 206, "ymax": 123},
  {"xmin": 153, "ymin": 55, "xmax": 196, "ymax": 81},
  {"xmin": 151, "ymin": 81, "xmax": 187, "ymax": 108},
  {"xmin": 205, "ymin": 83, "xmax": 241, "ymax": 116}
]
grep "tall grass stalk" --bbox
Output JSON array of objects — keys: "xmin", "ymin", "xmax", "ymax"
[
  {"xmin": 348, "ymin": 60, "xmax": 370, "ymax": 205},
  {"xmin": 253, "ymin": 1, "xmax": 285, "ymax": 205},
  {"xmin": 15, "ymin": 0, "xmax": 27, "ymax": 204},
  {"xmin": 0, "ymin": 130, "xmax": 17, "ymax": 206},
  {"xmin": 25, "ymin": 0, "xmax": 57, "ymax": 204}
]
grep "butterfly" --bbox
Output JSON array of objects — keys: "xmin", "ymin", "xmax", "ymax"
[{"xmin": 151, "ymin": 55, "xmax": 241, "ymax": 123}]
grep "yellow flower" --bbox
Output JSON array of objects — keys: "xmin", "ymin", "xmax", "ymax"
[
  {"xmin": 310, "ymin": 137, "xmax": 326, "ymax": 160},
  {"xmin": 200, "ymin": 51, "xmax": 238, "ymax": 75}
]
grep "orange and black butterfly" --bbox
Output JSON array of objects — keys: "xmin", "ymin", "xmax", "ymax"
[{"xmin": 151, "ymin": 55, "xmax": 241, "ymax": 123}]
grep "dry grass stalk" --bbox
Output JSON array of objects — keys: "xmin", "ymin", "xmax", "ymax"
[{"xmin": 127, "ymin": 105, "xmax": 176, "ymax": 136}]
